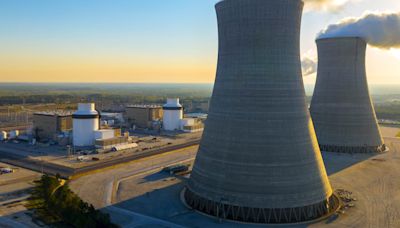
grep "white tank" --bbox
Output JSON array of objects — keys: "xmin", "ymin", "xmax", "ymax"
[
  {"xmin": 9, "ymin": 130, "xmax": 19, "ymax": 139},
  {"xmin": 0, "ymin": 131, "xmax": 7, "ymax": 141},
  {"xmin": 163, "ymin": 98, "xmax": 183, "ymax": 131},
  {"xmin": 73, "ymin": 103, "xmax": 99, "ymax": 147}
]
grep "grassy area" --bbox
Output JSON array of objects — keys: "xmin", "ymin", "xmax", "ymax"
[{"xmin": 396, "ymin": 132, "xmax": 400, "ymax": 137}]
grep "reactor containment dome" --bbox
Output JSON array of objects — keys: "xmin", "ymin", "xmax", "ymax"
[
  {"xmin": 310, "ymin": 37, "xmax": 385, "ymax": 153},
  {"xmin": 72, "ymin": 103, "xmax": 100, "ymax": 147},
  {"xmin": 184, "ymin": 0, "xmax": 338, "ymax": 224},
  {"xmin": 163, "ymin": 98, "xmax": 183, "ymax": 131}
]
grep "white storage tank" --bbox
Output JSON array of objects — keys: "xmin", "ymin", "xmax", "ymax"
[
  {"xmin": 0, "ymin": 131, "xmax": 7, "ymax": 141},
  {"xmin": 163, "ymin": 98, "xmax": 183, "ymax": 131},
  {"xmin": 73, "ymin": 103, "xmax": 99, "ymax": 147},
  {"xmin": 9, "ymin": 130, "xmax": 19, "ymax": 139}
]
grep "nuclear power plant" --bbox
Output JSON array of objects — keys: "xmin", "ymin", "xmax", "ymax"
[
  {"xmin": 184, "ymin": 0, "xmax": 338, "ymax": 224},
  {"xmin": 310, "ymin": 37, "xmax": 385, "ymax": 153}
]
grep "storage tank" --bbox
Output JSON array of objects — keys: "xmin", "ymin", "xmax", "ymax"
[
  {"xmin": 184, "ymin": 0, "xmax": 338, "ymax": 224},
  {"xmin": 310, "ymin": 37, "xmax": 385, "ymax": 153},
  {"xmin": 163, "ymin": 98, "xmax": 183, "ymax": 131},
  {"xmin": 0, "ymin": 131, "xmax": 7, "ymax": 141},
  {"xmin": 72, "ymin": 103, "xmax": 99, "ymax": 147}
]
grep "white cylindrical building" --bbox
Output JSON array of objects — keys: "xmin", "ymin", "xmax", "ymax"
[
  {"xmin": 73, "ymin": 103, "xmax": 99, "ymax": 147},
  {"xmin": 163, "ymin": 98, "xmax": 183, "ymax": 131}
]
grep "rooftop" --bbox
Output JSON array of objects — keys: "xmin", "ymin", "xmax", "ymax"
[
  {"xmin": 126, "ymin": 105, "xmax": 162, "ymax": 109},
  {"xmin": 34, "ymin": 111, "xmax": 74, "ymax": 117}
]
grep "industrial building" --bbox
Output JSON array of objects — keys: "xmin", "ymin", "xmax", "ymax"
[
  {"xmin": 163, "ymin": 98, "xmax": 183, "ymax": 131},
  {"xmin": 180, "ymin": 118, "xmax": 203, "ymax": 133},
  {"xmin": 125, "ymin": 105, "xmax": 163, "ymax": 129},
  {"xmin": 310, "ymin": 37, "xmax": 385, "ymax": 153},
  {"xmin": 72, "ymin": 103, "xmax": 100, "ymax": 147},
  {"xmin": 32, "ymin": 111, "xmax": 73, "ymax": 141},
  {"xmin": 184, "ymin": 0, "xmax": 338, "ymax": 224},
  {"xmin": 162, "ymin": 98, "xmax": 203, "ymax": 132}
]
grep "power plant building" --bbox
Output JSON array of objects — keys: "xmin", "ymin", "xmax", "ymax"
[
  {"xmin": 72, "ymin": 103, "xmax": 100, "ymax": 147},
  {"xmin": 163, "ymin": 98, "xmax": 183, "ymax": 131},
  {"xmin": 310, "ymin": 37, "xmax": 385, "ymax": 153},
  {"xmin": 125, "ymin": 105, "xmax": 163, "ymax": 129},
  {"xmin": 184, "ymin": 0, "xmax": 337, "ymax": 224},
  {"xmin": 33, "ymin": 111, "xmax": 73, "ymax": 141}
]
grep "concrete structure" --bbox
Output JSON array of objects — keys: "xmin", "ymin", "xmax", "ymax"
[
  {"xmin": 126, "ymin": 105, "xmax": 163, "ymax": 129},
  {"xmin": 180, "ymin": 118, "xmax": 204, "ymax": 133},
  {"xmin": 184, "ymin": 0, "xmax": 337, "ymax": 224},
  {"xmin": 0, "ymin": 131, "xmax": 7, "ymax": 141},
  {"xmin": 73, "ymin": 103, "xmax": 99, "ymax": 147},
  {"xmin": 94, "ymin": 129, "xmax": 115, "ymax": 140},
  {"xmin": 310, "ymin": 37, "xmax": 385, "ymax": 153},
  {"xmin": 32, "ymin": 111, "xmax": 73, "ymax": 141},
  {"xmin": 163, "ymin": 98, "xmax": 183, "ymax": 131}
]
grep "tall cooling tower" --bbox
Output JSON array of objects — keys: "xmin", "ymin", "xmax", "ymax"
[
  {"xmin": 184, "ymin": 0, "xmax": 338, "ymax": 224},
  {"xmin": 310, "ymin": 37, "xmax": 385, "ymax": 153}
]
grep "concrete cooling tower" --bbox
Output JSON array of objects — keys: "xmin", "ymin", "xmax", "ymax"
[
  {"xmin": 310, "ymin": 37, "xmax": 385, "ymax": 153},
  {"xmin": 183, "ymin": 0, "xmax": 338, "ymax": 224}
]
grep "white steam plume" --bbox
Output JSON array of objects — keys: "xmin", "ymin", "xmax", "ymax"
[
  {"xmin": 318, "ymin": 11, "xmax": 400, "ymax": 49},
  {"xmin": 304, "ymin": 0, "xmax": 359, "ymax": 12},
  {"xmin": 301, "ymin": 51, "xmax": 318, "ymax": 76}
]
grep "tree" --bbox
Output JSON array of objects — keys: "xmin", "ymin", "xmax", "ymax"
[{"xmin": 27, "ymin": 174, "xmax": 118, "ymax": 228}]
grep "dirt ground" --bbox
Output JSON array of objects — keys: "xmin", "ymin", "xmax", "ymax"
[{"xmin": 109, "ymin": 126, "xmax": 400, "ymax": 228}]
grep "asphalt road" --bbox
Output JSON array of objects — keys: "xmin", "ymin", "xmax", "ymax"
[
  {"xmin": 69, "ymin": 145, "xmax": 198, "ymax": 209},
  {"xmin": 0, "ymin": 140, "xmax": 200, "ymax": 178}
]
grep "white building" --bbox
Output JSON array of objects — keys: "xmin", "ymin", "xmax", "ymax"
[
  {"xmin": 72, "ymin": 103, "xmax": 99, "ymax": 147},
  {"xmin": 162, "ymin": 98, "xmax": 183, "ymax": 131}
]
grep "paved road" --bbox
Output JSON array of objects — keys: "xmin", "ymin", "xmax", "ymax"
[
  {"xmin": 0, "ymin": 140, "xmax": 200, "ymax": 178},
  {"xmin": 0, "ymin": 216, "xmax": 30, "ymax": 228},
  {"xmin": 69, "ymin": 145, "xmax": 198, "ymax": 209}
]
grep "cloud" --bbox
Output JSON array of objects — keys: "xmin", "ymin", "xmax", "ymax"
[
  {"xmin": 304, "ymin": 0, "xmax": 359, "ymax": 12},
  {"xmin": 301, "ymin": 50, "xmax": 318, "ymax": 76},
  {"xmin": 317, "ymin": 11, "xmax": 400, "ymax": 49}
]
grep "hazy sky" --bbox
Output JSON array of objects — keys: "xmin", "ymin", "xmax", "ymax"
[{"xmin": 0, "ymin": 0, "xmax": 399, "ymax": 84}]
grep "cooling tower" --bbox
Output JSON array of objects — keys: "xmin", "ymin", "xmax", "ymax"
[
  {"xmin": 184, "ymin": 0, "xmax": 338, "ymax": 224},
  {"xmin": 310, "ymin": 37, "xmax": 385, "ymax": 153}
]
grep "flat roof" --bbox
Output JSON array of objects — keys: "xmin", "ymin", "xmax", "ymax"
[
  {"xmin": 34, "ymin": 111, "xmax": 73, "ymax": 117},
  {"xmin": 126, "ymin": 105, "xmax": 162, "ymax": 109}
]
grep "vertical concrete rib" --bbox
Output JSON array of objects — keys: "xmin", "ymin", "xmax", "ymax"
[
  {"xmin": 310, "ymin": 37, "xmax": 385, "ymax": 153},
  {"xmin": 184, "ymin": 0, "xmax": 337, "ymax": 224}
]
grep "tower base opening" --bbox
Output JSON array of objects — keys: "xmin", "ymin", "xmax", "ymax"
[
  {"xmin": 183, "ymin": 188, "xmax": 340, "ymax": 224},
  {"xmin": 320, "ymin": 144, "xmax": 387, "ymax": 153}
]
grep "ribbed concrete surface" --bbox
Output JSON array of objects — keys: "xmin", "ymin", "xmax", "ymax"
[
  {"xmin": 186, "ymin": 0, "xmax": 334, "ymax": 216},
  {"xmin": 310, "ymin": 37, "xmax": 384, "ymax": 152}
]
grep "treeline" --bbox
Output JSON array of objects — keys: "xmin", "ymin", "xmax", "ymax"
[
  {"xmin": 375, "ymin": 102, "xmax": 400, "ymax": 121},
  {"xmin": 27, "ymin": 175, "xmax": 118, "ymax": 228}
]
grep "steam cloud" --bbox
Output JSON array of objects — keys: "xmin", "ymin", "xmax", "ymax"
[
  {"xmin": 318, "ymin": 12, "xmax": 400, "ymax": 49},
  {"xmin": 304, "ymin": 0, "xmax": 358, "ymax": 12},
  {"xmin": 301, "ymin": 52, "xmax": 318, "ymax": 76}
]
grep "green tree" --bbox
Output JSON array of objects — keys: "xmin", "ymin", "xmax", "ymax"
[{"xmin": 27, "ymin": 174, "xmax": 118, "ymax": 228}]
